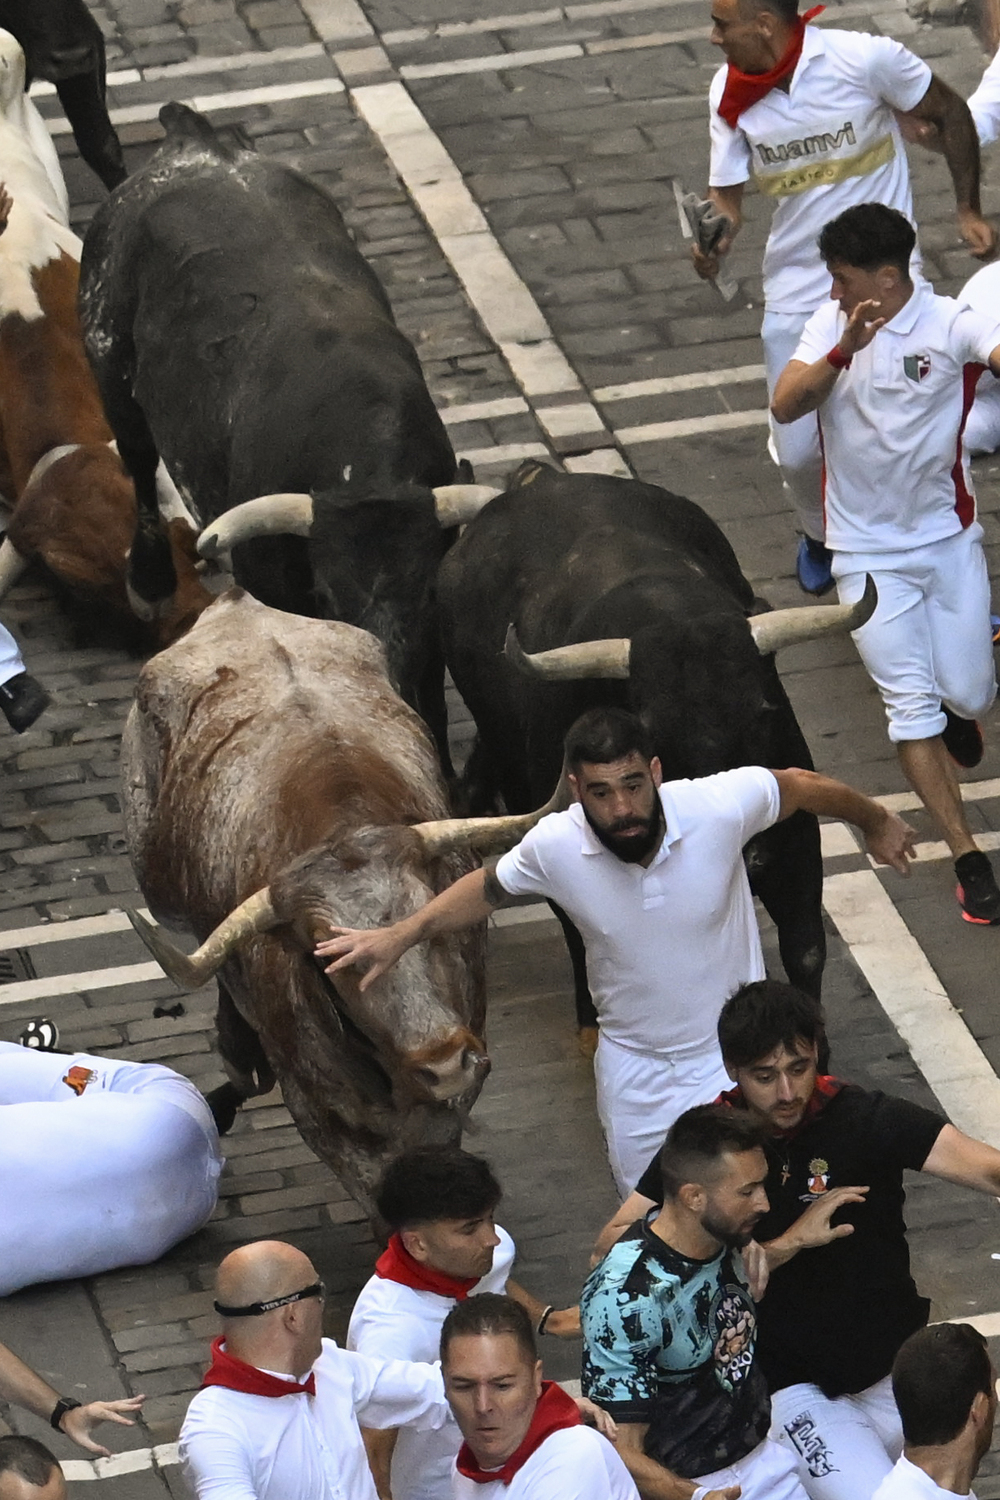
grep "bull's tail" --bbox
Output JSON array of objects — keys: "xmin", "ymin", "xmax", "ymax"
[{"xmin": 157, "ymin": 102, "xmax": 254, "ymax": 161}]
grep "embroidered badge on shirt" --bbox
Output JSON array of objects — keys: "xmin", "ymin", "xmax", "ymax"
[
  {"xmin": 62, "ymin": 1065, "xmax": 97, "ymax": 1096},
  {"xmin": 903, "ymin": 353, "xmax": 931, "ymax": 382},
  {"xmin": 800, "ymin": 1157, "xmax": 830, "ymax": 1200}
]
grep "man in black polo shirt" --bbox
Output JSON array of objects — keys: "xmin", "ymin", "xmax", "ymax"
[{"xmin": 592, "ymin": 979, "xmax": 1000, "ymax": 1500}]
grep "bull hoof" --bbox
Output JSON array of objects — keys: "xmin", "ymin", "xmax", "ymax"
[{"xmin": 577, "ymin": 1026, "xmax": 599, "ymax": 1060}]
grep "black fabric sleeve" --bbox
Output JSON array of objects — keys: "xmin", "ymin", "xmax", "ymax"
[
  {"xmin": 866, "ymin": 1091, "xmax": 947, "ymax": 1171},
  {"xmin": 635, "ymin": 1149, "xmax": 663, "ymax": 1204}
]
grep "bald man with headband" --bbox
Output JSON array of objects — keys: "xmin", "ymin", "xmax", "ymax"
[{"xmin": 181, "ymin": 1240, "xmax": 452, "ymax": 1500}]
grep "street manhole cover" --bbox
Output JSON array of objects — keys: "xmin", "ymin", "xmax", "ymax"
[{"xmin": 0, "ymin": 950, "xmax": 37, "ymax": 984}]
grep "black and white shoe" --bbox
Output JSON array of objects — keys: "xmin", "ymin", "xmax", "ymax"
[
  {"xmin": 0, "ymin": 673, "xmax": 50, "ymax": 734},
  {"xmin": 955, "ymin": 851, "xmax": 1000, "ymax": 926}
]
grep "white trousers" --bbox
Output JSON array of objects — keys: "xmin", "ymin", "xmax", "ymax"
[
  {"xmin": 833, "ymin": 526, "xmax": 996, "ymax": 742},
  {"xmin": 762, "ymin": 308, "xmax": 825, "ymax": 544},
  {"xmin": 770, "ymin": 1376, "xmax": 903, "ymax": 1500},
  {"xmin": 694, "ymin": 1435, "xmax": 810, "ymax": 1500},
  {"xmin": 966, "ymin": 374, "xmax": 1000, "ymax": 456},
  {"xmin": 0, "ymin": 622, "xmax": 25, "ymax": 686},
  {"xmin": 594, "ymin": 1034, "xmax": 730, "ymax": 1197},
  {"xmin": 0, "ymin": 1043, "xmax": 223, "ymax": 1294}
]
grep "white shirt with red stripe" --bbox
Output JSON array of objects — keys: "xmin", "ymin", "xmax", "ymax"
[
  {"xmin": 791, "ymin": 281, "xmax": 1000, "ymax": 553},
  {"xmin": 452, "ymin": 1425, "xmax": 640, "ymax": 1500},
  {"xmin": 347, "ymin": 1228, "xmax": 516, "ymax": 1500}
]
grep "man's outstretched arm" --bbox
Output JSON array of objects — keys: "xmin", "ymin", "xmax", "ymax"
[
  {"xmin": 902, "ymin": 75, "xmax": 997, "ymax": 258},
  {"xmin": 314, "ymin": 866, "xmax": 509, "ymax": 991},
  {"xmin": 0, "ymin": 1341, "xmax": 144, "ymax": 1458},
  {"xmin": 771, "ymin": 767, "xmax": 917, "ymax": 874}
]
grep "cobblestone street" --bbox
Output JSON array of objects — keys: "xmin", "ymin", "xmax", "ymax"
[{"xmin": 4, "ymin": 0, "xmax": 1000, "ymax": 1491}]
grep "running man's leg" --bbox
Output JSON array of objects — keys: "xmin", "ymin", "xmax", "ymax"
[{"xmin": 762, "ymin": 310, "xmax": 829, "ymax": 592}]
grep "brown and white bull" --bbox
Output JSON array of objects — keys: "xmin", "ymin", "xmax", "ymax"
[
  {"xmin": 0, "ymin": 31, "xmax": 208, "ymax": 644},
  {"xmin": 122, "ymin": 590, "xmax": 547, "ymax": 1210}
]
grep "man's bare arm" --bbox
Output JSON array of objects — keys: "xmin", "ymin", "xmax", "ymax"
[
  {"xmin": 771, "ymin": 767, "xmax": 916, "ymax": 874},
  {"xmin": 903, "ymin": 76, "xmax": 997, "ymax": 258},
  {"xmin": 592, "ymin": 1192, "xmax": 657, "ymax": 1264},
  {"xmin": 0, "ymin": 1342, "xmax": 144, "ymax": 1458},
  {"xmin": 361, "ymin": 1426, "xmax": 397, "ymax": 1500},
  {"xmin": 615, "ymin": 1424, "xmax": 740, "ymax": 1500}
]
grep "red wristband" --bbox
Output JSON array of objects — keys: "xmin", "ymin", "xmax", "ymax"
[{"xmin": 826, "ymin": 345, "xmax": 852, "ymax": 370}]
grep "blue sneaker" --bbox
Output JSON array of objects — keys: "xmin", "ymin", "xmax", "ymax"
[
  {"xmin": 796, "ymin": 535, "xmax": 835, "ymax": 596},
  {"xmin": 991, "ymin": 614, "xmax": 1000, "ymax": 644}
]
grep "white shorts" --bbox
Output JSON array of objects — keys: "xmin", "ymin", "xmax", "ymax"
[
  {"xmin": 770, "ymin": 1376, "xmax": 903, "ymax": 1500},
  {"xmin": 594, "ymin": 1034, "xmax": 730, "ymax": 1198},
  {"xmin": 0, "ymin": 1043, "xmax": 223, "ymax": 1294},
  {"xmin": 694, "ymin": 1435, "xmax": 810, "ymax": 1500},
  {"xmin": 833, "ymin": 525, "xmax": 996, "ymax": 742},
  {"xmin": 762, "ymin": 308, "xmax": 825, "ymax": 543}
]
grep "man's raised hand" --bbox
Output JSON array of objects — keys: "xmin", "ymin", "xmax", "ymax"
[
  {"xmin": 788, "ymin": 1185, "xmax": 869, "ymax": 1252},
  {"xmin": 314, "ymin": 925, "xmax": 410, "ymax": 990},
  {"xmin": 865, "ymin": 810, "xmax": 918, "ymax": 876},
  {"xmin": 840, "ymin": 299, "xmax": 886, "ymax": 356},
  {"xmin": 60, "ymin": 1396, "xmax": 146, "ymax": 1458}
]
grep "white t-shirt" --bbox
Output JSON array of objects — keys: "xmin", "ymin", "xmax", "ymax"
[
  {"xmin": 494, "ymin": 768, "xmax": 780, "ymax": 1057},
  {"xmin": 452, "ymin": 1425, "xmax": 640, "ymax": 1500},
  {"xmin": 793, "ymin": 281, "xmax": 1000, "ymax": 553},
  {"xmin": 347, "ymin": 1227, "xmax": 517, "ymax": 1500},
  {"xmin": 969, "ymin": 45, "xmax": 1000, "ymax": 146},
  {"xmin": 873, "ymin": 1455, "xmax": 970, "ymax": 1500},
  {"xmin": 180, "ymin": 1339, "xmax": 450, "ymax": 1500},
  {"xmin": 709, "ymin": 27, "xmax": 929, "ymax": 313}
]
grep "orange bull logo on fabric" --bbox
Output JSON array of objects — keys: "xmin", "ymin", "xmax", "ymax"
[{"xmin": 62, "ymin": 1065, "xmax": 97, "ymax": 1096}]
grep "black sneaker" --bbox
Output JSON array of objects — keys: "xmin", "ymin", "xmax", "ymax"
[
  {"xmin": 942, "ymin": 709, "xmax": 984, "ymax": 769},
  {"xmin": 0, "ymin": 673, "xmax": 50, "ymax": 733},
  {"xmin": 955, "ymin": 851, "xmax": 1000, "ymax": 925}
]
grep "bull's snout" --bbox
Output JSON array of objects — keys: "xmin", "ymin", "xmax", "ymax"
[{"xmin": 414, "ymin": 1044, "xmax": 490, "ymax": 1101}]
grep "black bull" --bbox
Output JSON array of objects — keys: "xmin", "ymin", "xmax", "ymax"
[
  {"xmin": 79, "ymin": 103, "xmax": 469, "ymax": 770},
  {"xmin": 439, "ymin": 462, "xmax": 849, "ymax": 1028},
  {"xmin": 0, "ymin": 0, "xmax": 126, "ymax": 191}
]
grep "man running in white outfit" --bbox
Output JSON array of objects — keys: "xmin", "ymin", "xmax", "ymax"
[
  {"xmin": 773, "ymin": 201, "xmax": 1000, "ymax": 922},
  {"xmin": 316, "ymin": 707, "xmax": 915, "ymax": 1197},
  {"xmin": 348, "ymin": 1147, "xmax": 580, "ymax": 1500},
  {"xmin": 443, "ymin": 1295, "xmax": 639, "ymax": 1500},
  {"xmin": 873, "ymin": 1325, "xmax": 996, "ymax": 1500},
  {"xmin": 692, "ymin": 0, "xmax": 995, "ymax": 595}
]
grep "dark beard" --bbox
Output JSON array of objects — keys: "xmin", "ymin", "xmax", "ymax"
[
  {"xmin": 701, "ymin": 1210, "xmax": 760, "ymax": 1251},
  {"xmin": 582, "ymin": 796, "xmax": 664, "ymax": 864}
]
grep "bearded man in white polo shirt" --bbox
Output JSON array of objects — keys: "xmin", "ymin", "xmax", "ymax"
[
  {"xmin": 316, "ymin": 707, "xmax": 915, "ymax": 1197},
  {"xmin": 443, "ymin": 1295, "xmax": 640, "ymax": 1500},
  {"xmin": 180, "ymin": 1239, "xmax": 452, "ymax": 1500},
  {"xmin": 773, "ymin": 201, "xmax": 1000, "ymax": 925},
  {"xmin": 692, "ymin": 0, "xmax": 995, "ymax": 597}
]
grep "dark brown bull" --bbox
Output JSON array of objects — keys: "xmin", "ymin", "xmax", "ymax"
[{"xmin": 122, "ymin": 590, "xmax": 545, "ymax": 1209}]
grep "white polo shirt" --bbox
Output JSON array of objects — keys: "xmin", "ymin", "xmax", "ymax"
[
  {"xmin": 347, "ymin": 1227, "xmax": 517, "ymax": 1500},
  {"xmin": 180, "ymin": 1339, "xmax": 449, "ymax": 1500},
  {"xmin": 709, "ymin": 27, "xmax": 929, "ymax": 314},
  {"xmin": 452, "ymin": 1425, "xmax": 640, "ymax": 1500},
  {"xmin": 494, "ymin": 768, "xmax": 780, "ymax": 1058},
  {"xmin": 969, "ymin": 45, "xmax": 1000, "ymax": 146},
  {"xmin": 872, "ymin": 1455, "xmax": 970, "ymax": 1500},
  {"xmin": 793, "ymin": 282, "xmax": 1000, "ymax": 553}
]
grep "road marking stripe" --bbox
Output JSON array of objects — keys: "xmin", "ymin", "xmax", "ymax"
[
  {"xmin": 593, "ymin": 365, "xmax": 767, "ymax": 403},
  {"xmin": 441, "ymin": 396, "xmax": 530, "ymax": 424},
  {"xmin": 400, "ymin": 43, "xmax": 582, "ymax": 78},
  {"xmin": 61, "ymin": 1443, "xmax": 180, "ymax": 1483},
  {"xmin": 45, "ymin": 78, "xmax": 345, "ymax": 134},
  {"xmin": 456, "ymin": 442, "xmax": 551, "ymax": 466},
  {"xmin": 824, "ymin": 867, "xmax": 1000, "ymax": 1148},
  {"xmin": 876, "ymin": 778, "xmax": 1000, "ymax": 813},
  {"xmin": 142, "ymin": 42, "xmax": 325, "ymax": 80},
  {"xmin": 616, "ymin": 409, "xmax": 769, "ymax": 443},
  {"xmin": 0, "ymin": 962, "xmax": 164, "ymax": 1006},
  {"xmin": 0, "ymin": 911, "xmax": 150, "ymax": 950}
]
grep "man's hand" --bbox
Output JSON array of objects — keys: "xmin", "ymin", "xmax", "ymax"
[
  {"xmin": 779, "ymin": 1186, "xmax": 869, "ymax": 1257},
  {"xmin": 862, "ymin": 809, "xmax": 918, "ymax": 876},
  {"xmin": 741, "ymin": 1240, "xmax": 769, "ymax": 1302},
  {"xmin": 60, "ymin": 1397, "xmax": 146, "ymax": 1458},
  {"xmin": 691, "ymin": 222, "xmax": 735, "ymax": 283},
  {"xmin": 314, "ymin": 925, "xmax": 412, "ymax": 991},
  {"xmin": 957, "ymin": 206, "xmax": 998, "ymax": 261},
  {"xmin": 544, "ymin": 1305, "xmax": 582, "ymax": 1339},
  {"xmin": 839, "ymin": 298, "xmax": 886, "ymax": 357},
  {"xmin": 574, "ymin": 1397, "xmax": 617, "ymax": 1439},
  {"xmin": 702, "ymin": 1489, "xmax": 741, "ymax": 1499}
]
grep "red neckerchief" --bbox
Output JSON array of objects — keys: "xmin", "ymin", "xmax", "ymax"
[
  {"xmin": 375, "ymin": 1233, "xmax": 478, "ymax": 1301},
  {"xmin": 200, "ymin": 1336, "xmax": 316, "ymax": 1398},
  {"xmin": 717, "ymin": 1074, "xmax": 845, "ymax": 1140},
  {"xmin": 456, "ymin": 1382, "xmax": 581, "ymax": 1486},
  {"xmin": 717, "ymin": 7, "xmax": 824, "ymax": 127}
]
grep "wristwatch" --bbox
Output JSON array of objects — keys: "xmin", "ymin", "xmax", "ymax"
[{"xmin": 50, "ymin": 1396, "xmax": 83, "ymax": 1431}]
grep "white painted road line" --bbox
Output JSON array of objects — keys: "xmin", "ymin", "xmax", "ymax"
[
  {"xmin": 62, "ymin": 1443, "xmax": 180, "ymax": 1483},
  {"xmin": 457, "ymin": 442, "xmax": 550, "ymax": 467},
  {"xmin": 0, "ymin": 911, "xmax": 150, "ymax": 950},
  {"xmin": 45, "ymin": 78, "xmax": 345, "ymax": 134},
  {"xmin": 441, "ymin": 396, "xmax": 530, "ymax": 424},
  {"xmin": 616, "ymin": 409, "xmax": 769, "ymax": 444},
  {"xmin": 593, "ymin": 364, "xmax": 767, "ymax": 403},
  {"xmin": 0, "ymin": 962, "xmax": 163, "ymax": 1006},
  {"xmin": 877, "ymin": 778, "xmax": 1000, "ymax": 814},
  {"xmin": 400, "ymin": 43, "xmax": 582, "ymax": 79},
  {"xmin": 824, "ymin": 867, "xmax": 1000, "ymax": 1149}
]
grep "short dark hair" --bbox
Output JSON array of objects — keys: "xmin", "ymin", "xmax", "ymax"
[
  {"xmin": 0, "ymin": 1435, "xmax": 60, "ymax": 1487},
  {"xmin": 718, "ymin": 980, "xmax": 826, "ymax": 1070},
  {"xmin": 893, "ymin": 1325, "xmax": 992, "ymax": 1446},
  {"xmin": 375, "ymin": 1146, "xmax": 501, "ymax": 1232},
  {"xmin": 817, "ymin": 203, "xmax": 915, "ymax": 277},
  {"xmin": 440, "ymin": 1293, "xmax": 537, "ymax": 1365},
  {"xmin": 660, "ymin": 1104, "xmax": 767, "ymax": 1200},
  {"xmin": 564, "ymin": 708, "xmax": 653, "ymax": 773}
]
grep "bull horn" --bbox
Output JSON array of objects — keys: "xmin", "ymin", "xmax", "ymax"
[
  {"xmin": 0, "ymin": 537, "xmax": 30, "ymax": 597},
  {"xmin": 411, "ymin": 776, "xmax": 571, "ymax": 858},
  {"xmin": 749, "ymin": 574, "xmax": 877, "ymax": 655},
  {"xmin": 505, "ymin": 624, "xmax": 630, "ymax": 681},
  {"xmin": 432, "ymin": 485, "xmax": 501, "ymax": 527},
  {"xmin": 127, "ymin": 888, "xmax": 279, "ymax": 991},
  {"xmin": 197, "ymin": 494, "xmax": 314, "ymax": 560}
]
